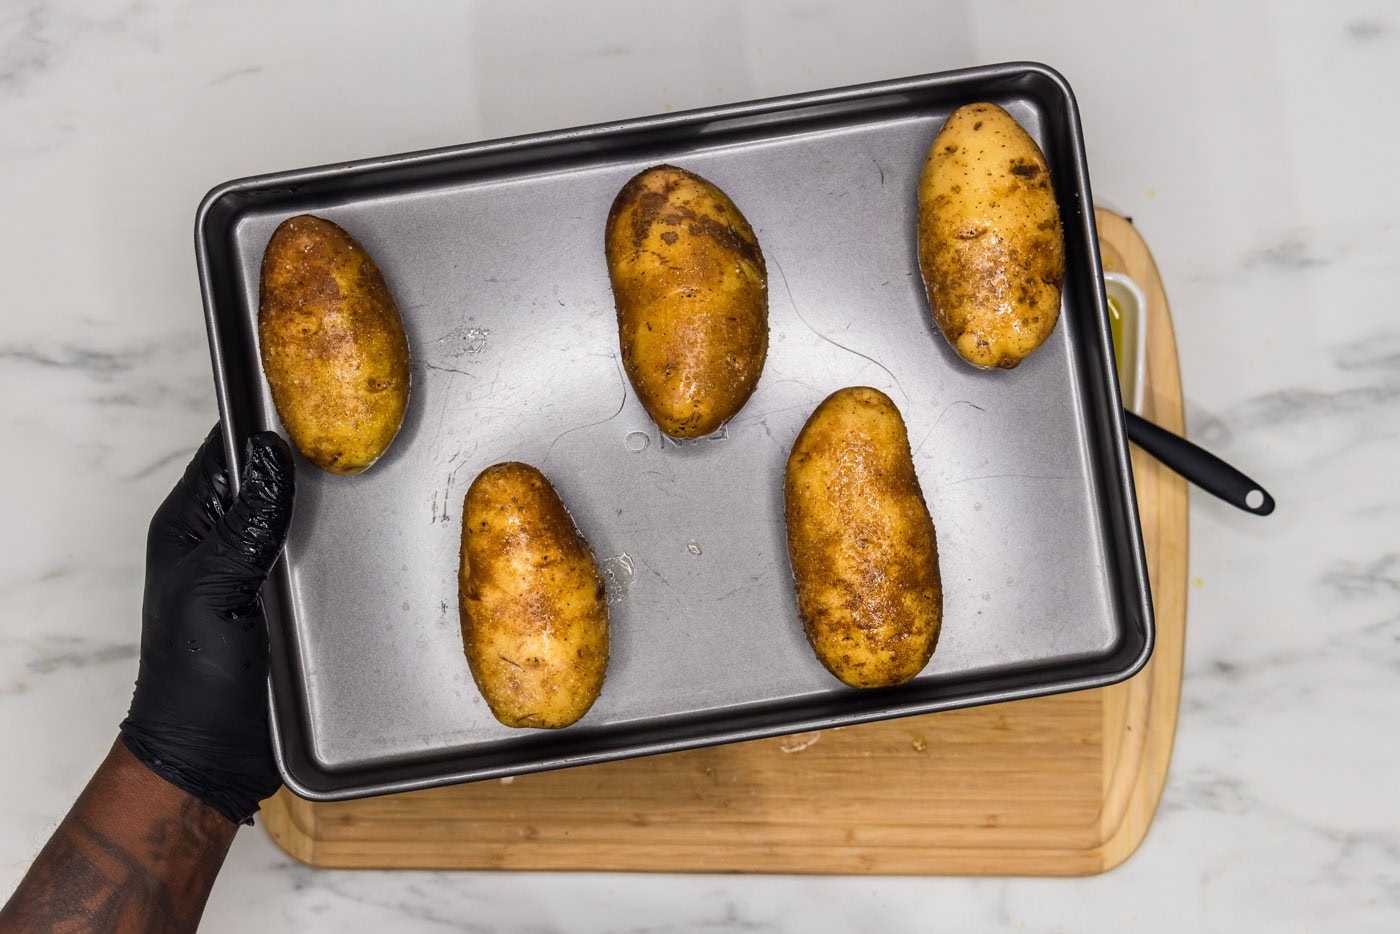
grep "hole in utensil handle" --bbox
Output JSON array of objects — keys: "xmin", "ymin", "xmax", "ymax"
[{"xmin": 1123, "ymin": 411, "xmax": 1276, "ymax": 516}]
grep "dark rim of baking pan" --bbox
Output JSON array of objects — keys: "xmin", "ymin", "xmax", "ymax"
[{"xmin": 194, "ymin": 60, "xmax": 1154, "ymax": 801}]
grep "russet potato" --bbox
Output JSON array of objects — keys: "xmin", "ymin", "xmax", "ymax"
[
  {"xmin": 784, "ymin": 387, "xmax": 942, "ymax": 688},
  {"xmin": 605, "ymin": 164, "xmax": 768, "ymax": 437},
  {"xmin": 258, "ymin": 214, "xmax": 410, "ymax": 474},
  {"xmin": 917, "ymin": 103, "xmax": 1064, "ymax": 369},
  {"xmin": 459, "ymin": 462, "xmax": 609, "ymax": 729}
]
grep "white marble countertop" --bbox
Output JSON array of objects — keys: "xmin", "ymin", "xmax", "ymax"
[{"xmin": 2, "ymin": 1, "xmax": 1396, "ymax": 931}]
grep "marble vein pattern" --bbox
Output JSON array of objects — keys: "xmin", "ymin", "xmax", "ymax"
[{"xmin": 2, "ymin": 1, "xmax": 1399, "ymax": 932}]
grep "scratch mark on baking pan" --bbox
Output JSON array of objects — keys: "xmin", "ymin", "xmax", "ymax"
[
  {"xmin": 769, "ymin": 250, "xmax": 908, "ymax": 403},
  {"xmin": 429, "ymin": 370, "xmax": 461, "ymax": 461},
  {"xmin": 729, "ymin": 398, "xmax": 823, "ymax": 439},
  {"xmin": 425, "ymin": 362, "xmax": 478, "ymax": 377},
  {"xmin": 715, "ymin": 574, "xmax": 768, "ymax": 602},
  {"xmin": 911, "ymin": 426, "xmax": 936, "ymax": 460},
  {"xmin": 916, "ymin": 400, "xmax": 985, "ymax": 457},
  {"xmin": 432, "ymin": 446, "xmax": 479, "ymax": 524},
  {"xmin": 933, "ymin": 400, "xmax": 986, "ymax": 429},
  {"xmin": 635, "ymin": 555, "xmax": 680, "ymax": 598},
  {"xmin": 541, "ymin": 353, "xmax": 629, "ymax": 464}
]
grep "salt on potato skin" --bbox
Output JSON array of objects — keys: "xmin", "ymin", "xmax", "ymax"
[
  {"xmin": 459, "ymin": 462, "xmax": 610, "ymax": 729},
  {"xmin": 917, "ymin": 103, "xmax": 1065, "ymax": 370},
  {"xmin": 784, "ymin": 387, "xmax": 942, "ymax": 689},
  {"xmin": 258, "ymin": 214, "xmax": 411, "ymax": 474},
  {"xmin": 605, "ymin": 164, "xmax": 768, "ymax": 438}
]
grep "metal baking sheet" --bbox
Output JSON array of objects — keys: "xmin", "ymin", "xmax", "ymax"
[{"xmin": 196, "ymin": 62, "xmax": 1153, "ymax": 801}]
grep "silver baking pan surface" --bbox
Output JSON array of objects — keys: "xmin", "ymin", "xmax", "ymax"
[{"xmin": 196, "ymin": 62, "xmax": 1153, "ymax": 801}]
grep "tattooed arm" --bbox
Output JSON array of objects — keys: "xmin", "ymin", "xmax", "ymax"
[
  {"xmin": 0, "ymin": 739, "xmax": 238, "ymax": 933},
  {"xmin": 2, "ymin": 425, "xmax": 296, "ymax": 933}
]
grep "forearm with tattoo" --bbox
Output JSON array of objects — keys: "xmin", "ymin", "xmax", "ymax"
[
  {"xmin": 0, "ymin": 739, "xmax": 238, "ymax": 933},
  {"xmin": 2, "ymin": 425, "xmax": 293, "ymax": 931}
]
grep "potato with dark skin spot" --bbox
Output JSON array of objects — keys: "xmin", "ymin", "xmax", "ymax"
[
  {"xmin": 784, "ymin": 387, "xmax": 942, "ymax": 688},
  {"xmin": 258, "ymin": 214, "xmax": 410, "ymax": 474},
  {"xmin": 917, "ymin": 103, "xmax": 1065, "ymax": 369},
  {"xmin": 605, "ymin": 164, "xmax": 768, "ymax": 437},
  {"xmin": 460, "ymin": 462, "xmax": 609, "ymax": 729}
]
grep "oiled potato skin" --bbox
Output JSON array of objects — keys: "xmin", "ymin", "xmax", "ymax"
[
  {"xmin": 605, "ymin": 164, "xmax": 768, "ymax": 437},
  {"xmin": 258, "ymin": 214, "xmax": 410, "ymax": 474},
  {"xmin": 459, "ymin": 463, "xmax": 609, "ymax": 729},
  {"xmin": 917, "ymin": 103, "xmax": 1064, "ymax": 369},
  {"xmin": 784, "ymin": 387, "xmax": 942, "ymax": 688}
]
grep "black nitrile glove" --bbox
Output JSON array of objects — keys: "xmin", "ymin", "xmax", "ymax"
[{"xmin": 120, "ymin": 424, "xmax": 296, "ymax": 825}]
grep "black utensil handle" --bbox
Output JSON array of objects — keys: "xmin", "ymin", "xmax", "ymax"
[{"xmin": 1124, "ymin": 410, "xmax": 1275, "ymax": 516}]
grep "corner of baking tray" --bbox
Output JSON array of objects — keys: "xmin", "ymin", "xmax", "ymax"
[
  {"xmin": 192, "ymin": 177, "xmax": 242, "ymax": 305},
  {"xmin": 1001, "ymin": 60, "xmax": 1079, "ymax": 97},
  {"xmin": 195, "ymin": 175, "xmax": 244, "ymax": 229},
  {"xmin": 273, "ymin": 767, "xmax": 337, "ymax": 804},
  {"xmin": 267, "ymin": 685, "xmax": 339, "ymax": 803},
  {"xmin": 1116, "ymin": 596, "xmax": 1157, "ymax": 686},
  {"xmin": 194, "ymin": 174, "xmax": 267, "ymax": 258}
]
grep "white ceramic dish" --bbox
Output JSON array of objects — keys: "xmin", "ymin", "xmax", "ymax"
[{"xmin": 1103, "ymin": 270, "xmax": 1148, "ymax": 414}]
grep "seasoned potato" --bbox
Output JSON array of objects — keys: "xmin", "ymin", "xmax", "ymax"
[
  {"xmin": 459, "ymin": 462, "xmax": 609, "ymax": 729},
  {"xmin": 258, "ymin": 214, "xmax": 410, "ymax": 474},
  {"xmin": 917, "ymin": 102, "xmax": 1064, "ymax": 369},
  {"xmin": 605, "ymin": 164, "xmax": 768, "ymax": 437},
  {"xmin": 784, "ymin": 387, "xmax": 942, "ymax": 688}
]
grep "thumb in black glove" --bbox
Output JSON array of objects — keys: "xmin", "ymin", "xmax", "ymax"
[{"xmin": 120, "ymin": 424, "xmax": 296, "ymax": 825}]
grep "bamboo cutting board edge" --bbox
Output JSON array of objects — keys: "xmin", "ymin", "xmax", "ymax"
[
  {"xmin": 259, "ymin": 209, "xmax": 1187, "ymax": 876},
  {"xmin": 1091, "ymin": 207, "xmax": 1188, "ymax": 872}
]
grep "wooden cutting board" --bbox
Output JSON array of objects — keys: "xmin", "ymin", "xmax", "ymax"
[{"xmin": 260, "ymin": 209, "xmax": 1187, "ymax": 875}]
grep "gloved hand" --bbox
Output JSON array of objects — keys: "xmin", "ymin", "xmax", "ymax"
[{"xmin": 120, "ymin": 424, "xmax": 296, "ymax": 825}]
